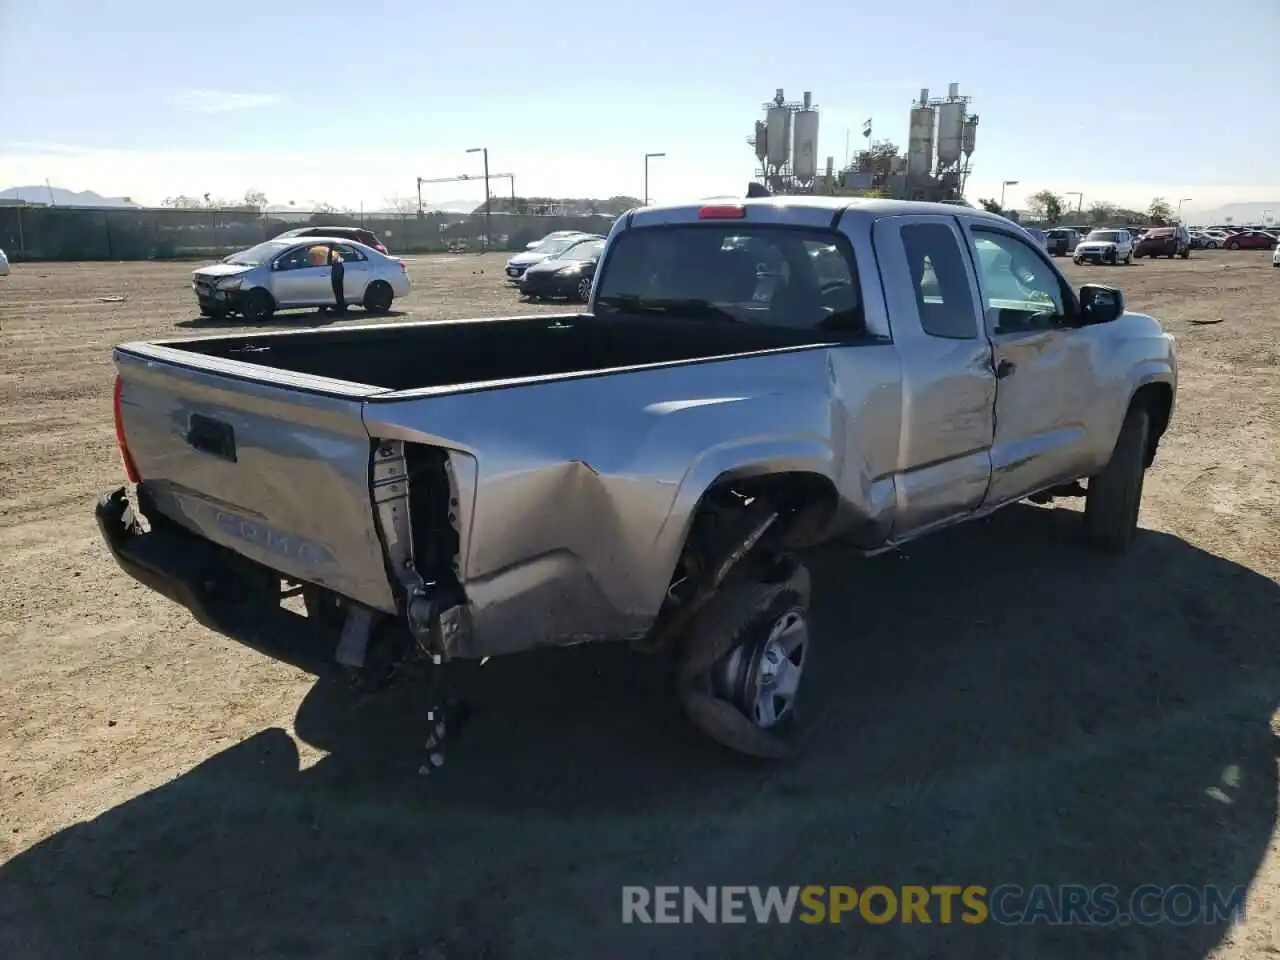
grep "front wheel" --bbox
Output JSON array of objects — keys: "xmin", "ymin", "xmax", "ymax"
[
  {"xmin": 1226, "ymin": 240, "xmax": 1240, "ymax": 250},
  {"xmin": 241, "ymin": 288, "xmax": 275, "ymax": 323},
  {"xmin": 676, "ymin": 561, "xmax": 811, "ymax": 759},
  {"xmin": 1082, "ymin": 404, "xmax": 1150, "ymax": 553},
  {"xmin": 1123, "ymin": 252, "xmax": 1132, "ymax": 264},
  {"xmin": 363, "ymin": 280, "xmax": 394, "ymax": 314}
]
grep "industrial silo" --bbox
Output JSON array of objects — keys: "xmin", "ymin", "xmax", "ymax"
[
  {"xmin": 753, "ymin": 120, "xmax": 768, "ymax": 163},
  {"xmin": 962, "ymin": 115, "xmax": 979, "ymax": 156},
  {"xmin": 766, "ymin": 98, "xmax": 792, "ymax": 169},
  {"xmin": 936, "ymin": 100, "xmax": 966, "ymax": 167},
  {"xmin": 792, "ymin": 92, "xmax": 820, "ymax": 181},
  {"xmin": 907, "ymin": 88, "xmax": 935, "ymax": 178}
]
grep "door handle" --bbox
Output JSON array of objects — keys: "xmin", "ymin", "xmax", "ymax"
[{"xmin": 995, "ymin": 359, "xmax": 1016, "ymax": 379}]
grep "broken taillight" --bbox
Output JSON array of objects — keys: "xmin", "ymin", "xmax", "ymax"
[{"xmin": 113, "ymin": 375, "xmax": 141, "ymax": 483}]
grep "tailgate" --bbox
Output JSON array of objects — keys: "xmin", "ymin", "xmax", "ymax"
[{"xmin": 114, "ymin": 344, "xmax": 398, "ymax": 614}]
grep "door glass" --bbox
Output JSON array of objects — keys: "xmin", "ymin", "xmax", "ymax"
[
  {"xmin": 971, "ymin": 230, "xmax": 1065, "ymax": 334},
  {"xmin": 335, "ymin": 243, "xmax": 366, "ymax": 262},
  {"xmin": 276, "ymin": 246, "xmax": 314, "ymax": 271},
  {"xmin": 899, "ymin": 222, "xmax": 979, "ymax": 339}
]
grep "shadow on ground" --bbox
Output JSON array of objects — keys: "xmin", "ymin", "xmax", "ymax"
[
  {"xmin": 175, "ymin": 308, "xmax": 407, "ymax": 329},
  {"xmin": 2, "ymin": 505, "xmax": 1277, "ymax": 959}
]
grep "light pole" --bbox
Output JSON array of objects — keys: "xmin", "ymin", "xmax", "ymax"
[
  {"xmin": 466, "ymin": 147, "xmax": 490, "ymax": 251},
  {"xmin": 644, "ymin": 152, "xmax": 666, "ymax": 206},
  {"xmin": 1177, "ymin": 197, "xmax": 1192, "ymax": 222},
  {"xmin": 1065, "ymin": 191, "xmax": 1083, "ymax": 216},
  {"xmin": 1000, "ymin": 180, "xmax": 1019, "ymax": 210}
]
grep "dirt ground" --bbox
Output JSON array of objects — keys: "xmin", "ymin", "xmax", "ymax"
[{"xmin": 1, "ymin": 250, "xmax": 1277, "ymax": 959}]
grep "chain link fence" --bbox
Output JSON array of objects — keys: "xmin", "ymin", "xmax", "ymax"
[{"xmin": 0, "ymin": 206, "xmax": 619, "ymax": 261}]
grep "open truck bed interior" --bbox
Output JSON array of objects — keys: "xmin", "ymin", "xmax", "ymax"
[{"xmin": 169, "ymin": 313, "xmax": 835, "ymax": 392}]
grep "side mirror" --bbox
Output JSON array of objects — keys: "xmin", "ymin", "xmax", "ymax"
[{"xmin": 1079, "ymin": 283, "xmax": 1124, "ymax": 325}]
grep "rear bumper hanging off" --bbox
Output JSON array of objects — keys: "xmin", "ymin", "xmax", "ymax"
[{"xmin": 94, "ymin": 486, "xmax": 336, "ymax": 672}]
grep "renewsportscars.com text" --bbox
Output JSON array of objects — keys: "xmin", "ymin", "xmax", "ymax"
[{"xmin": 621, "ymin": 884, "xmax": 1246, "ymax": 926}]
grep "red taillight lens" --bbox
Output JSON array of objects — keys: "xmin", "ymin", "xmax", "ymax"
[
  {"xmin": 113, "ymin": 375, "xmax": 140, "ymax": 483},
  {"xmin": 698, "ymin": 204, "xmax": 746, "ymax": 219}
]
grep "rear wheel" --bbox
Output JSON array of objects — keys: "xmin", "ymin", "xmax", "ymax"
[
  {"xmin": 677, "ymin": 560, "xmax": 811, "ymax": 759},
  {"xmin": 1083, "ymin": 404, "xmax": 1150, "ymax": 553},
  {"xmin": 363, "ymin": 280, "xmax": 394, "ymax": 314},
  {"xmin": 574, "ymin": 276, "xmax": 593, "ymax": 302},
  {"xmin": 241, "ymin": 288, "xmax": 274, "ymax": 322},
  {"xmin": 1180, "ymin": 248, "xmax": 1190, "ymax": 259},
  {"xmin": 1123, "ymin": 251, "xmax": 1132, "ymax": 264}
]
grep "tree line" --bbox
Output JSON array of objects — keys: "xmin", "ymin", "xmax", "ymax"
[{"xmin": 976, "ymin": 192, "xmax": 1179, "ymax": 227}]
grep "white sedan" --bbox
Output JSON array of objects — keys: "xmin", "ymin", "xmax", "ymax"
[{"xmin": 191, "ymin": 237, "xmax": 410, "ymax": 321}]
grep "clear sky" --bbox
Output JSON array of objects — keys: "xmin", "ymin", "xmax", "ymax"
[{"xmin": 1, "ymin": 0, "xmax": 1277, "ymax": 216}]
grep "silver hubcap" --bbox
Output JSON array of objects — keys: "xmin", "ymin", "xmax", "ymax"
[
  {"xmin": 577, "ymin": 278, "xmax": 591, "ymax": 299},
  {"xmin": 713, "ymin": 608, "xmax": 808, "ymax": 729}
]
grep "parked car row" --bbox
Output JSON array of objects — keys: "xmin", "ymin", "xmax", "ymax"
[
  {"xmin": 504, "ymin": 230, "xmax": 607, "ymax": 301},
  {"xmin": 1189, "ymin": 225, "xmax": 1279, "ymax": 250}
]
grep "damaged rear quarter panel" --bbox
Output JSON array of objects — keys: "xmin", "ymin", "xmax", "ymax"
[{"xmin": 362, "ymin": 346, "xmax": 897, "ymax": 652}]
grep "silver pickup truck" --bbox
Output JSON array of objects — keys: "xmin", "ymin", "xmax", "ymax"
[{"xmin": 97, "ymin": 198, "xmax": 1177, "ymax": 760}]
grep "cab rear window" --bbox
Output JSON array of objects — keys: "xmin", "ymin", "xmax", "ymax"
[{"xmin": 594, "ymin": 225, "xmax": 863, "ymax": 331}]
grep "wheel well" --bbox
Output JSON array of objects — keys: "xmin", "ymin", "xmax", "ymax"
[
  {"xmin": 645, "ymin": 471, "xmax": 837, "ymax": 651},
  {"xmin": 690, "ymin": 470, "xmax": 839, "ymax": 557},
  {"xmin": 246, "ymin": 286, "xmax": 275, "ymax": 306},
  {"xmin": 1131, "ymin": 382, "xmax": 1172, "ymax": 467}
]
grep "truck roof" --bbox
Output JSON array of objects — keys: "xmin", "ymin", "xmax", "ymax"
[{"xmin": 632, "ymin": 196, "xmax": 1019, "ymax": 229}]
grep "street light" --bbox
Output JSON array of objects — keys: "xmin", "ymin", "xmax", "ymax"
[
  {"xmin": 1177, "ymin": 197, "xmax": 1192, "ymax": 221},
  {"xmin": 1000, "ymin": 180, "xmax": 1019, "ymax": 209},
  {"xmin": 466, "ymin": 147, "xmax": 490, "ymax": 252},
  {"xmin": 1065, "ymin": 191, "xmax": 1083, "ymax": 214},
  {"xmin": 644, "ymin": 152, "xmax": 666, "ymax": 206}
]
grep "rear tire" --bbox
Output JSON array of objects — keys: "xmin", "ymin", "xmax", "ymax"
[
  {"xmin": 676, "ymin": 561, "xmax": 811, "ymax": 760},
  {"xmin": 241, "ymin": 288, "xmax": 274, "ymax": 323},
  {"xmin": 1082, "ymin": 404, "xmax": 1150, "ymax": 553},
  {"xmin": 1226, "ymin": 240, "xmax": 1240, "ymax": 250},
  {"xmin": 574, "ymin": 276, "xmax": 593, "ymax": 302},
  {"xmin": 363, "ymin": 280, "xmax": 394, "ymax": 314}
]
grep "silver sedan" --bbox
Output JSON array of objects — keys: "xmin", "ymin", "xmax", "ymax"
[{"xmin": 191, "ymin": 236, "xmax": 410, "ymax": 321}]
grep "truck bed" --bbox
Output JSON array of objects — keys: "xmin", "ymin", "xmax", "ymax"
[{"xmin": 167, "ymin": 312, "xmax": 829, "ymax": 392}]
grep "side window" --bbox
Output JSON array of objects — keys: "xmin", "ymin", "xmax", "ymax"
[
  {"xmin": 971, "ymin": 230, "xmax": 1067, "ymax": 335},
  {"xmin": 899, "ymin": 222, "xmax": 979, "ymax": 339},
  {"xmin": 335, "ymin": 243, "xmax": 365, "ymax": 262},
  {"xmin": 275, "ymin": 246, "xmax": 313, "ymax": 271}
]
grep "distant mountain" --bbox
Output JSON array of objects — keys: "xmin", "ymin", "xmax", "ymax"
[
  {"xmin": 1183, "ymin": 201, "xmax": 1278, "ymax": 226},
  {"xmin": 0, "ymin": 185, "xmax": 141, "ymax": 208}
]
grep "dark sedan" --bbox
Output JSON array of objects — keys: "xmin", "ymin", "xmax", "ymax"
[{"xmin": 518, "ymin": 237, "xmax": 606, "ymax": 301}]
